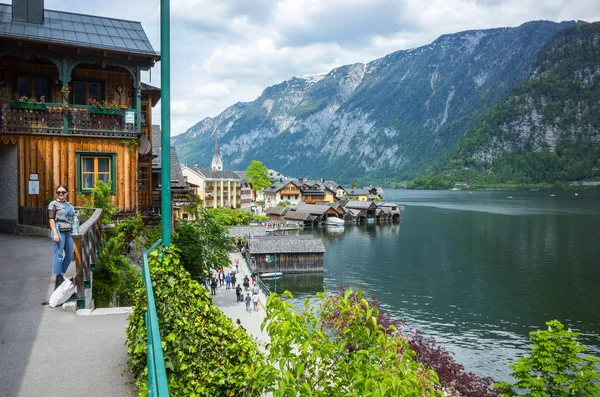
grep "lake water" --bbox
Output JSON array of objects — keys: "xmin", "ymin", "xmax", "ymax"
[{"xmin": 261, "ymin": 189, "xmax": 600, "ymax": 381}]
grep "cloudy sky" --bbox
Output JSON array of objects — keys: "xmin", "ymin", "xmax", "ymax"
[{"xmin": 47, "ymin": 0, "xmax": 598, "ymax": 136}]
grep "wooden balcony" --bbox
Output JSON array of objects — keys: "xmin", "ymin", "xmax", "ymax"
[{"xmin": 0, "ymin": 101, "xmax": 138, "ymax": 138}]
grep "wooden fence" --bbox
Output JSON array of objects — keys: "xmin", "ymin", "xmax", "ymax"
[
  {"xmin": 72, "ymin": 208, "xmax": 102, "ymax": 309},
  {"xmin": 18, "ymin": 206, "xmax": 48, "ymax": 228}
]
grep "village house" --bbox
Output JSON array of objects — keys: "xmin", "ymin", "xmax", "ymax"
[
  {"xmin": 233, "ymin": 171, "xmax": 254, "ymax": 210},
  {"xmin": 263, "ymin": 180, "xmax": 302, "ymax": 207},
  {"xmin": 345, "ymin": 188, "xmax": 370, "ymax": 201},
  {"xmin": 181, "ymin": 134, "xmax": 242, "ymax": 209},
  {"xmin": 0, "ymin": 0, "xmax": 159, "ymax": 233},
  {"xmin": 343, "ymin": 200, "xmax": 378, "ymax": 220},
  {"xmin": 363, "ymin": 186, "xmax": 384, "ymax": 200},
  {"xmin": 150, "ymin": 125, "xmax": 193, "ymax": 221}
]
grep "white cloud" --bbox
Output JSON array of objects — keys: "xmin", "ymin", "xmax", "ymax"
[{"xmin": 45, "ymin": 0, "xmax": 600, "ymax": 136}]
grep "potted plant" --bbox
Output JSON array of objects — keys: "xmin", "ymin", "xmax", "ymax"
[
  {"xmin": 9, "ymin": 94, "xmax": 47, "ymax": 111},
  {"xmin": 88, "ymin": 99, "xmax": 122, "ymax": 115},
  {"xmin": 61, "ymin": 85, "xmax": 71, "ymax": 100}
]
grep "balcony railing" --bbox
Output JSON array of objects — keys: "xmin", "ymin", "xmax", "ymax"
[{"xmin": 0, "ymin": 101, "xmax": 138, "ymax": 138}]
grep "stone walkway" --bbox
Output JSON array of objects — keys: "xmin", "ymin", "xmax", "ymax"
[
  {"xmin": 210, "ymin": 251, "xmax": 270, "ymax": 345},
  {"xmin": 0, "ymin": 233, "xmax": 134, "ymax": 397}
]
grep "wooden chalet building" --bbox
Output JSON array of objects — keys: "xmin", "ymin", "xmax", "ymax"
[
  {"xmin": 363, "ymin": 186, "xmax": 384, "ymax": 200},
  {"xmin": 264, "ymin": 206, "xmax": 288, "ymax": 221},
  {"xmin": 345, "ymin": 189, "xmax": 370, "ymax": 201},
  {"xmin": 150, "ymin": 125, "xmax": 194, "ymax": 221},
  {"xmin": 295, "ymin": 202, "xmax": 345, "ymax": 222},
  {"xmin": 264, "ymin": 180, "xmax": 302, "ymax": 207},
  {"xmin": 0, "ymin": 0, "xmax": 159, "ymax": 232},
  {"xmin": 282, "ymin": 210, "xmax": 317, "ymax": 226},
  {"xmin": 343, "ymin": 200, "xmax": 378, "ymax": 220},
  {"xmin": 248, "ymin": 235, "xmax": 325, "ymax": 274}
]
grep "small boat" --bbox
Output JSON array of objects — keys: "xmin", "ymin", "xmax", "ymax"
[
  {"xmin": 260, "ymin": 272, "xmax": 283, "ymax": 278},
  {"xmin": 551, "ymin": 194, "xmax": 556, "ymax": 197},
  {"xmin": 507, "ymin": 196, "xmax": 513, "ymax": 199},
  {"xmin": 324, "ymin": 217, "xmax": 345, "ymax": 226},
  {"xmin": 575, "ymin": 193, "xmax": 578, "ymax": 196}
]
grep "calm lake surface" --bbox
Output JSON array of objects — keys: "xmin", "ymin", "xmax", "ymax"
[{"xmin": 261, "ymin": 189, "xmax": 600, "ymax": 381}]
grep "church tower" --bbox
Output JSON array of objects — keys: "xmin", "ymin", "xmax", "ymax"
[{"xmin": 211, "ymin": 132, "xmax": 223, "ymax": 171}]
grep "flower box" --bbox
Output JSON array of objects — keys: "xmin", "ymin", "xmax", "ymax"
[
  {"xmin": 9, "ymin": 102, "xmax": 48, "ymax": 111},
  {"xmin": 88, "ymin": 108, "xmax": 121, "ymax": 115}
]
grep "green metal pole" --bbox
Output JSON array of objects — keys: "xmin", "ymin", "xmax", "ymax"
[
  {"xmin": 274, "ymin": 254, "xmax": 277, "ymax": 293},
  {"xmin": 160, "ymin": 0, "xmax": 172, "ymax": 246}
]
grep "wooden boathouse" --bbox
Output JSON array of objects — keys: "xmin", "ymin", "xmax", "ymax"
[{"xmin": 248, "ymin": 235, "xmax": 325, "ymax": 274}]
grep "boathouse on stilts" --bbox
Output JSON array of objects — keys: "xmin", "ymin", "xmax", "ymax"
[{"xmin": 248, "ymin": 235, "xmax": 325, "ymax": 274}]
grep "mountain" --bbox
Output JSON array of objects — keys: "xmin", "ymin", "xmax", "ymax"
[
  {"xmin": 440, "ymin": 22, "xmax": 600, "ymax": 187},
  {"xmin": 173, "ymin": 20, "xmax": 581, "ymax": 185}
]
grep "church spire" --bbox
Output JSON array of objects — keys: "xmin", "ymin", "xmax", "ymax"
[{"xmin": 211, "ymin": 132, "xmax": 223, "ymax": 171}]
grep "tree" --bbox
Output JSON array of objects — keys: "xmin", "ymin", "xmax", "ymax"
[
  {"xmin": 351, "ymin": 179, "xmax": 358, "ymax": 189},
  {"xmin": 245, "ymin": 160, "xmax": 270, "ymax": 194},
  {"xmin": 496, "ymin": 320, "xmax": 600, "ymax": 396},
  {"xmin": 207, "ymin": 207, "xmax": 251, "ymax": 226},
  {"xmin": 173, "ymin": 209, "xmax": 234, "ymax": 280},
  {"xmin": 261, "ymin": 290, "xmax": 440, "ymax": 396}
]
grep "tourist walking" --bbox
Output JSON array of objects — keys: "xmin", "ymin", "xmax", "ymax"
[
  {"xmin": 252, "ymin": 294, "xmax": 259, "ymax": 312},
  {"xmin": 236, "ymin": 285, "xmax": 242, "ymax": 302},
  {"xmin": 48, "ymin": 184, "xmax": 75, "ymax": 290},
  {"xmin": 231, "ymin": 273, "xmax": 237, "ymax": 288},
  {"xmin": 235, "ymin": 318, "xmax": 245, "ymax": 331},
  {"xmin": 225, "ymin": 273, "xmax": 231, "ymax": 289},
  {"xmin": 243, "ymin": 276, "xmax": 250, "ymax": 291},
  {"xmin": 252, "ymin": 283, "xmax": 259, "ymax": 296},
  {"xmin": 245, "ymin": 293, "xmax": 252, "ymax": 312},
  {"xmin": 218, "ymin": 270, "xmax": 225, "ymax": 286},
  {"xmin": 210, "ymin": 278, "xmax": 218, "ymax": 295}
]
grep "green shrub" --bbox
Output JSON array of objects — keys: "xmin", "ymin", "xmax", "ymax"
[
  {"xmin": 496, "ymin": 320, "xmax": 600, "ymax": 396},
  {"xmin": 262, "ymin": 290, "xmax": 440, "ymax": 396},
  {"xmin": 173, "ymin": 212, "xmax": 234, "ymax": 280},
  {"xmin": 77, "ymin": 179, "xmax": 116, "ymax": 223},
  {"xmin": 126, "ymin": 246, "xmax": 271, "ymax": 396},
  {"xmin": 93, "ymin": 232, "xmax": 140, "ymax": 307},
  {"xmin": 207, "ymin": 207, "xmax": 251, "ymax": 226}
]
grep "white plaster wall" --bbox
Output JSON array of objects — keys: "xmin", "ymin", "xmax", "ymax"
[{"xmin": 0, "ymin": 143, "xmax": 18, "ymax": 219}]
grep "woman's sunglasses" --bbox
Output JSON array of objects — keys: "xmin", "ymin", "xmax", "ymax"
[{"xmin": 56, "ymin": 191, "xmax": 67, "ymax": 195}]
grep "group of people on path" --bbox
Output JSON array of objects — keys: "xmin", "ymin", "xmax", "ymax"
[
  {"xmin": 207, "ymin": 263, "xmax": 260, "ymax": 313},
  {"xmin": 207, "ymin": 268, "xmax": 238, "ymax": 295}
]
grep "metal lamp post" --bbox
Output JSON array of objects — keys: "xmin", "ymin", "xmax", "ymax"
[{"xmin": 160, "ymin": 0, "xmax": 172, "ymax": 246}]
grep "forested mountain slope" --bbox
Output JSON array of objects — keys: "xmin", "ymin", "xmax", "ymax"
[
  {"xmin": 440, "ymin": 22, "xmax": 600, "ymax": 187},
  {"xmin": 173, "ymin": 21, "xmax": 580, "ymax": 185}
]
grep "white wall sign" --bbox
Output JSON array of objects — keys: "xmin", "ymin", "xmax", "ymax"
[
  {"xmin": 29, "ymin": 173, "xmax": 38, "ymax": 180},
  {"xmin": 28, "ymin": 180, "xmax": 39, "ymax": 195},
  {"xmin": 125, "ymin": 110, "xmax": 135, "ymax": 124}
]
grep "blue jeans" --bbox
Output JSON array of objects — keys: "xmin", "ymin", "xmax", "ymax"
[{"xmin": 51, "ymin": 230, "xmax": 73, "ymax": 276}]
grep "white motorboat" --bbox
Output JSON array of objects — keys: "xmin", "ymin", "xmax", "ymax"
[
  {"xmin": 324, "ymin": 217, "xmax": 345, "ymax": 226},
  {"xmin": 260, "ymin": 272, "xmax": 283, "ymax": 278}
]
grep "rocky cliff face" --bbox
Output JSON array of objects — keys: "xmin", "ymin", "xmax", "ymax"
[
  {"xmin": 444, "ymin": 22, "xmax": 600, "ymax": 185},
  {"xmin": 173, "ymin": 20, "xmax": 580, "ymax": 184}
]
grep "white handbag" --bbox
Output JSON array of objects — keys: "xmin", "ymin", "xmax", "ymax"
[{"xmin": 49, "ymin": 278, "xmax": 77, "ymax": 308}]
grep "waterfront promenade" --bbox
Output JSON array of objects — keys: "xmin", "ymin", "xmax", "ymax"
[{"xmin": 211, "ymin": 251, "xmax": 270, "ymax": 344}]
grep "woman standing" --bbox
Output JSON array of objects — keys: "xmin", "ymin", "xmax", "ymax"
[{"xmin": 48, "ymin": 185, "xmax": 75, "ymax": 289}]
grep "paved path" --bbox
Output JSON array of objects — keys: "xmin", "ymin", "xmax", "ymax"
[
  {"xmin": 0, "ymin": 233, "xmax": 134, "ymax": 397},
  {"xmin": 210, "ymin": 251, "xmax": 270, "ymax": 345}
]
